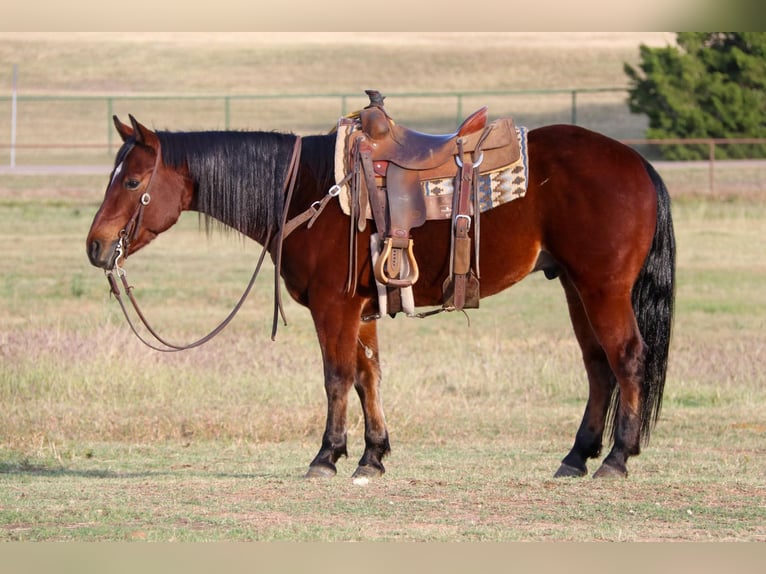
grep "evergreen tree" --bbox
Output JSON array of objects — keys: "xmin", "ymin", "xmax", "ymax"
[{"xmin": 625, "ymin": 33, "xmax": 766, "ymax": 159}]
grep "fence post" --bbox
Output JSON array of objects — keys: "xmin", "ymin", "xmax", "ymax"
[
  {"xmin": 709, "ymin": 140, "xmax": 715, "ymax": 196},
  {"xmin": 107, "ymin": 97, "xmax": 114, "ymax": 153},
  {"xmin": 10, "ymin": 64, "xmax": 18, "ymax": 167},
  {"xmin": 571, "ymin": 89, "xmax": 577, "ymax": 125}
]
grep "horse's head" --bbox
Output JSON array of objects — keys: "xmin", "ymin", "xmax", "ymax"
[{"xmin": 86, "ymin": 115, "xmax": 193, "ymax": 270}]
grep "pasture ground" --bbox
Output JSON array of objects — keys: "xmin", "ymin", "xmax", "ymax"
[
  {"xmin": 1, "ymin": 167, "xmax": 764, "ymax": 542},
  {"xmin": 0, "ymin": 33, "xmax": 764, "ymax": 544}
]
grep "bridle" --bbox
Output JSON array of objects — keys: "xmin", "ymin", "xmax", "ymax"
[
  {"xmin": 116, "ymin": 142, "xmax": 159, "ymax": 263},
  {"xmin": 105, "ymin": 135, "xmax": 324, "ymax": 352}
]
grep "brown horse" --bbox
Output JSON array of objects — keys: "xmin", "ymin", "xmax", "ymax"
[{"xmin": 86, "ymin": 111, "xmax": 675, "ymax": 479}]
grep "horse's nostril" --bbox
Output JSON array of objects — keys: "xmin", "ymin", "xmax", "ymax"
[{"xmin": 88, "ymin": 240, "xmax": 102, "ymax": 265}]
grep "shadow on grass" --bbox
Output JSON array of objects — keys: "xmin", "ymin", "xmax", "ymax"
[
  {"xmin": 0, "ymin": 460, "xmax": 287, "ymax": 481},
  {"xmin": 0, "ymin": 460, "xmax": 150, "ymax": 479}
]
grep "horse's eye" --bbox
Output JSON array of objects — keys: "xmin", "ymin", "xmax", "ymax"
[{"xmin": 124, "ymin": 179, "xmax": 141, "ymax": 191}]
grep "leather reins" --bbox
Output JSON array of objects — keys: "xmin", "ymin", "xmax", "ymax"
[{"xmin": 106, "ymin": 135, "xmax": 325, "ymax": 352}]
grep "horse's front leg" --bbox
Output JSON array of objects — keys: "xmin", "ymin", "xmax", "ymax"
[
  {"xmin": 305, "ymin": 299, "xmax": 363, "ymax": 478},
  {"xmin": 352, "ymin": 320, "xmax": 390, "ymax": 478}
]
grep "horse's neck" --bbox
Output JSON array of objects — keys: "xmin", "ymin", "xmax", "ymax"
[
  {"xmin": 292, "ymin": 133, "xmax": 337, "ymax": 205},
  {"xmin": 189, "ymin": 138, "xmax": 289, "ymax": 244},
  {"xmin": 184, "ymin": 132, "xmax": 333, "ymax": 244}
]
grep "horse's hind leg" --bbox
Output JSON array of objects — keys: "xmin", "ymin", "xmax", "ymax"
[
  {"xmin": 555, "ymin": 275, "xmax": 615, "ymax": 478},
  {"xmin": 575, "ymin": 286, "xmax": 648, "ymax": 478},
  {"xmin": 352, "ymin": 320, "xmax": 391, "ymax": 478}
]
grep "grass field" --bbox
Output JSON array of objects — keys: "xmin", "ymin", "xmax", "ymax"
[
  {"xmin": 1, "ymin": 173, "xmax": 765, "ymax": 542},
  {"xmin": 1, "ymin": 33, "xmax": 765, "ymax": 542}
]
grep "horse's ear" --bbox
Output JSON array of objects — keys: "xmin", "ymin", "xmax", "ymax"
[
  {"xmin": 113, "ymin": 115, "xmax": 134, "ymax": 142},
  {"xmin": 128, "ymin": 114, "xmax": 160, "ymax": 149}
]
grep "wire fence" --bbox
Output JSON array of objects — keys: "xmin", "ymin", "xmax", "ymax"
[
  {"xmin": 0, "ymin": 88, "xmax": 637, "ymax": 164},
  {"xmin": 1, "ymin": 89, "xmax": 765, "ymax": 198}
]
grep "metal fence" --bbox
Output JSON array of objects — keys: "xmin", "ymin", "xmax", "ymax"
[
  {"xmin": 0, "ymin": 88, "xmax": 635, "ymax": 165},
  {"xmin": 1, "ymin": 89, "xmax": 765, "ymax": 198}
]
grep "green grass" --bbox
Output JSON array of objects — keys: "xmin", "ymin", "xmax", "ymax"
[{"xmin": 1, "ymin": 439, "xmax": 764, "ymax": 541}]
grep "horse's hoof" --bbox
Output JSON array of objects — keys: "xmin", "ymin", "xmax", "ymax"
[
  {"xmin": 352, "ymin": 464, "xmax": 384, "ymax": 479},
  {"xmin": 554, "ymin": 463, "xmax": 587, "ymax": 478},
  {"xmin": 593, "ymin": 463, "xmax": 628, "ymax": 479},
  {"xmin": 305, "ymin": 464, "xmax": 337, "ymax": 479}
]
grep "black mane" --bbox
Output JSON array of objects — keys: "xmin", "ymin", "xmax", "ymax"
[{"xmin": 156, "ymin": 130, "xmax": 300, "ymax": 243}]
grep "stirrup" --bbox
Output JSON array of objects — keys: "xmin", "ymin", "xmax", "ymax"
[{"xmin": 373, "ymin": 237, "xmax": 419, "ymax": 288}]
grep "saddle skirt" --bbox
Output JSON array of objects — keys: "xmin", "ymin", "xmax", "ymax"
[{"xmin": 334, "ymin": 117, "xmax": 529, "ymax": 221}]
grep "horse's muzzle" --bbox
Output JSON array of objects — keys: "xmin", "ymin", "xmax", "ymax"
[{"xmin": 87, "ymin": 238, "xmax": 120, "ymax": 270}]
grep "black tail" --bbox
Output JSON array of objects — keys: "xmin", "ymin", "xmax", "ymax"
[{"xmin": 631, "ymin": 160, "xmax": 676, "ymax": 443}]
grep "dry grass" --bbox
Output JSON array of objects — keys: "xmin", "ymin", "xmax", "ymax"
[
  {"xmin": 1, "ymin": 33, "xmax": 764, "ymax": 542},
  {"xmin": 0, "ymin": 32, "xmax": 674, "ymax": 94},
  {"xmin": 1, "ymin": 188, "xmax": 765, "ymax": 541},
  {"xmin": 0, "ymin": 32, "xmax": 676, "ymax": 166}
]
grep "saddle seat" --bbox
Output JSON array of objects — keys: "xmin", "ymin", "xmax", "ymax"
[{"xmin": 360, "ymin": 90, "xmax": 488, "ymax": 170}]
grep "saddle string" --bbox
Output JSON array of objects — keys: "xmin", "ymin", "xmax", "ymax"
[
  {"xmin": 470, "ymin": 123, "xmax": 495, "ymax": 280},
  {"xmin": 347, "ymin": 140, "xmax": 362, "ymax": 295}
]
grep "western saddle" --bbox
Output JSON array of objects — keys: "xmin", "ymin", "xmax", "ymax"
[{"xmin": 342, "ymin": 90, "xmax": 520, "ymax": 317}]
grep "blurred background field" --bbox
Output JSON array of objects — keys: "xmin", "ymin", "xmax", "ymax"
[{"xmin": 0, "ymin": 32, "xmax": 676, "ymax": 165}]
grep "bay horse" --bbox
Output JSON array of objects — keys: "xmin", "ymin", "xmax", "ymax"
[{"xmin": 86, "ymin": 109, "xmax": 675, "ymax": 479}]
